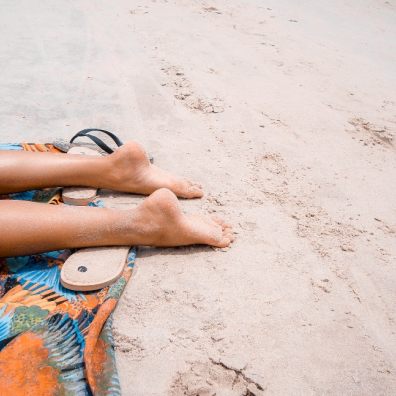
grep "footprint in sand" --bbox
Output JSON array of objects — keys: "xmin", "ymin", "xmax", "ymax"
[
  {"xmin": 202, "ymin": 6, "xmax": 222, "ymax": 14},
  {"xmin": 160, "ymin": 64, "xmax": 225, "ymax": 113},
  {"xmin": 348, "ymin": 117, "xmax": 394, "ymax": 148},
  {"xmin": 170, "ymin": 360, "xmax": 265, "ymax": 396}
]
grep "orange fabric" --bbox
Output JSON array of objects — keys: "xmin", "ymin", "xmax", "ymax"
[
  {"xmin": 0, "ymin": 332, "xmax": 60, "ymax": 395},
  {"xmin": 21, "ymin": 143, "xmax": 62, "ymax": 153},
  {"xmin": 84, "ymin": 298, "xmax": 117, "ymax": 394},
  {"xmin": 0, "ymin": 143, "xmax": 135, "ymax": 394}
]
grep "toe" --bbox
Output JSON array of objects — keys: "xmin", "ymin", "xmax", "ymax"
[
  {"xmin": 223, "ymin": 225, "xmax": 233, "ymax": 234},
  {"xmin": 222, "ymin": 223, "xmax": 235, "ymax": 240},
  {"xmin": 211, "ymin": 215, "xmax": 225, "ymax": 225},
  {"xmin": 188, "ymin": 184, "xmax": 204, "ymax": 198},
  {"xmin": 212, "ymin": 218, "xmax": 232, "ymax": 233},
  {"xmin": 211, "ymin": 216, "xmax": 230, "ymax": 228},
  {"xmin": 189, "ymin": 180, "xmax": 202, "ymax": 189},
  {"xmin": 225, "ymin": 230, "xmax": 235, "ymax": 242},
  {"xmin": 187, "ymin": 181, "xmax": 204, "ymax": 198},
  {"xmin": 222, "ymin": 222, "xmax": 232, "ymax": 231},
  {"xmin": 177, "ymin": 180, "xmax": 204, "ymax": 198},
  {"xmin": 216, "ymin": 236, "xmax": 232, "ymax": 248},
  {"xmin": 207, "ymin": 225, "xmax": 234, "ymax": 247}
]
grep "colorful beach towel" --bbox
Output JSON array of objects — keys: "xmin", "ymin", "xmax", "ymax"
[{"xmin": 0, "ymin": 143, "xmax": 135, "ymax": 395}]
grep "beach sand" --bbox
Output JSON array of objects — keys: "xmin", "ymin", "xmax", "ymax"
[{"xmin": 1, "ymin": 0, "xmax": 395, "ymax": 394}]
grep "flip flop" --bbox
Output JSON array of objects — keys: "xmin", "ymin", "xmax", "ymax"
[
  {"xmin": 69, "ymin": 128, "xmax": 154, "ymax": 162},
  {"xmin": 62, "ymin": 145, "xmax": 101, "ymax": 205},
  {"xmin": 60, "ymin": 246, "xmax": 129, "ymax": 291},
  {"xmin": 62, "ymin": 128, "xmax": 154, "ymax": 206},
  {"xmin": 62, "ymin": 129, "xmax": 124, "ymax": 205}
]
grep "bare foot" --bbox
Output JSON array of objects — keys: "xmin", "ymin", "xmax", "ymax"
[
  {"xmin": 106, "ymin": 142, "xmax": 204, "ymax": 198},
  {"xmin": 131, "ymin": 188, "xmax": 234, "ymax": 247}
]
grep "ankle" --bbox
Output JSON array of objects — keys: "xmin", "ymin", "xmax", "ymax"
[{"xmin": 93, "ymin": 154, "xmax": 123, "ymax": 190}]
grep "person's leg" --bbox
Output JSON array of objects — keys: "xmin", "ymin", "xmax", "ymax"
[
  {"xmin": 0, "ymin": 188, "xmax": 233, "ymax": 257},
  {"xmin": 0, "ymin": 142, "xmax": 203, "ymax": 198}
]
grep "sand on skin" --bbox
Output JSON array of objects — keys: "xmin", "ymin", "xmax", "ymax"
[{"xmin": 0, "ymin": 0, "xmax": 395, "ymax": 394}]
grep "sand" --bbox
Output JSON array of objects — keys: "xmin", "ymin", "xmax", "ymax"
[{"xmin": 1, "ymin": 0, "xmax": 395, "ymax": 394}]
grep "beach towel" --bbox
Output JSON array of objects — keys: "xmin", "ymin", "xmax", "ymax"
[{"xmin": 0, "ymin": 143, "xmax": 135, "ymax": 395}]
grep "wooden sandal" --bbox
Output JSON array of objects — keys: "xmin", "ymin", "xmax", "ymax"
[
  {"xmin": 62, "ymin": 128, "xmax": 154, "ymax": 206},
  {"xmin": 62, "ymin": 145, "xmax": 101, "ymax": 205},
  {"xmin": 60, "ymin": 246, "xmax": 130, "ymax": 291}
]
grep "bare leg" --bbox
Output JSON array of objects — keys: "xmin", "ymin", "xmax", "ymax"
[
  {"xmin": 0, "ymin": 142, "xmax": 203, "ymax": 198},
  {"xmin": 0, "ymin": 189, "xmax": 233, "ymax": 257}
]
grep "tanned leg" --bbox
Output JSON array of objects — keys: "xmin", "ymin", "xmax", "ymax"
[
  {"xmin": 0, "ymin": 189, "xmax": 234, "ymax": 257},
  {"xmin": 0, "ymin": 142, "xmax": 203, "ymax": 198}
]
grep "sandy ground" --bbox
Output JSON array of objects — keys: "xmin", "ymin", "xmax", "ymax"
[{"xmin": 1, "ymin": 0, "xmax": 396, "ymax": 394}]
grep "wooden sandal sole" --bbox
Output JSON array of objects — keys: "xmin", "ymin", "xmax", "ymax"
[
  {"xmin": 62, "ymin": 146, "xmax": 100, "ymax": 206},
  {"xmin": 60, "ymin": 246, "xmax": 130, "ymax": 291}
]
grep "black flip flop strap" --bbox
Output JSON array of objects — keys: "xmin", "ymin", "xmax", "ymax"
[{"xmin": 70, "ymin": 128, "xmax": 123, "ymax": 154}]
